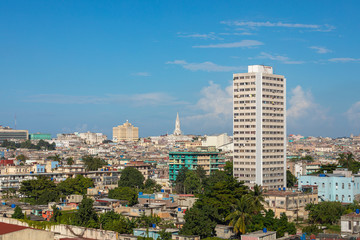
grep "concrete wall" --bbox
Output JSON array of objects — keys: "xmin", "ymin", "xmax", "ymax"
[
  {"xmin": 0, "ymin": 216, "xmax": 119, "ymax": 240},
  {"xmin": 0, "ymin": 228, "xmax": 54, "ymax": 240}
]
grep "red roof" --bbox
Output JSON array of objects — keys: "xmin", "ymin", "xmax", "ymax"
[{"xmin": 0, "ymin": 222, "xmax": 28, "ymax": 235}]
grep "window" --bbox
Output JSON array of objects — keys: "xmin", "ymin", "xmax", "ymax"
[
  {"xmin": 336, "ymin": 194, "xmax": 339, "ymax": 200},
  {"xmin": 342, "ymin": 183, "xmax": 345, "ymax": 189},
  {"xmin": 349, "ymin": 221, "xmax": 352, "ymax": 230},
  {"xmin": 349, "ymin": 183, "xmax": 351, "ymax": 189}
]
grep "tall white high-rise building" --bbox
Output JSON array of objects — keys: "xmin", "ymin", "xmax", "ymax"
[{"xmin": 233, "ymin": 65, "xmax": 286, "ymax": 189}]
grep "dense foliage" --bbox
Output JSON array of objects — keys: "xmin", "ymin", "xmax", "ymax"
[
  {"xmin": 118, "ymin": 167, "xmax": 145, "ymax": 189},
  {"xmin": 73, "ymin": 197, "xmax": 99, "ymax": 228},
  {"xmin": 305, "ymin": 201, "xmax": 358, "ymax": 225},
  {"xmin": 12, "ymin": 206, "xmax": 25, "ymax": 219},
  {"xmin": 286, "ymin": 170, "xmax": 297, "ymax": 188},
  {"xmin": 108, "ymin": 187, "xmax": 138, "ymax": 206},
  {"xmin": 1, "ymin": 140, "xmax": 55, "ymax": 150},
  {"xmin": 179, "ymin": 166, "xmax": 295, "ymax": 238},
  {"xmin": 57, "ymin": 175, "xmax": 94, "ymax": 197},
  {"xmin": 19, "ymin": 175, "xmax": 94, "ymax": 205},
  {"xmin": 82, "ymin": 155, "xmax": 108, "ymax": 171}
]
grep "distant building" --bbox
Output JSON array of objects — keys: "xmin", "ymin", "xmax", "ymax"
[
  {"xmin": 341, "ymin": 212, "xmax": 360, "ymax": 234},
  {"xmin": 202, "ymin": 133, "xmax": 231, "ymax": 148},
  {"xmin": 0, "ymin": 126, "xmax": 28, "ymax": 142},
  {"xmin": 173, "ymin": 113, "xmax": 182, "ymax": 136},
  {"xmin": 113, "ymin": 121, "xmax": 139, "ymax": 142},
  {"xmin": 298, "ymin": 169, "xmax": 360, "ymax": 203},
  {"xmin": 78, "ymin": 131, "xmax": 107, "ymax": 144},
  {"xmin": 169, "ymin": 148, "xmax": 225, "ymax": 181},
  {"xmin": 29, "ymin": 133, "xmax": 52, "ymax": 140}
]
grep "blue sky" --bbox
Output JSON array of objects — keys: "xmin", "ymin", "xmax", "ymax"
[{"xmin": 1, "ymin": 0, "xmax": 360, "ymax": 138}]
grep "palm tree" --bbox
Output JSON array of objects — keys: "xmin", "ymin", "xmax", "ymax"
[
  {"xmin": 337, "ymin": 153, "xmax": 355, "ymax": 170},
  {"xmin": 250, "ymin": 184, "xmax": 265, "ymax": 213},
  {"xmin": 226, "ymin": 195, "xmax": 253, "ymax": 235}
]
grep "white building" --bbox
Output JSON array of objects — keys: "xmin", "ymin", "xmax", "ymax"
[
  {"xmin": 233, "ymin": 65, "xmax": 286, "ymax": 189},
  {"xmin": 202, "ymin": 133, "xmax": 231, "ymax": 149}
]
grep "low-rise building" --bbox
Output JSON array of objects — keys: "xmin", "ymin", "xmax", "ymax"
[
  {"xmin": 264, "ymin": 188, "xmax": 318, "ymax": 221},
  {"xmin": 298, "ymin": 170, "xmax": 360, "ymax": 203}
]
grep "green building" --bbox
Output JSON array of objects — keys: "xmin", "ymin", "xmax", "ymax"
[
  {"xmin": 169, "ymin": 150, "xmax": 225, "ymax": 181},
  {"xmin": 29, "ymin": 133, "xmax": 52, "ymax": 140}
]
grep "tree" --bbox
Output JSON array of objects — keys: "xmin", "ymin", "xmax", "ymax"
[
  {"xmin": 301, "ymin": 155, "xmax": 314, "ymax": 162},
  {"xmin": 73, "ymin": 197, "xmax": 99, "ymax": 227},
  {"xmin": 275, "ymin": 213, "xmax": 296, "ymax": 238},
  {"xmin": 99, "ymin": 211, "xmax": 134, "ymax": 233},
  {"xmin": 82, "ymin": 155, "xmax": 107, "ymax": 171},
  {"xmin": 250, "ymin": 184, "xmax": 265, "ymax": 213},
  {"xmin": 19, "ymin": 176, "xmax": 59, "ymax": 204},
  {"xmin": 118, "ymin": 167, "xmax": 144, "ymax": 189},
  {"xmin": 286, "ymin": 170, "xmax": 297, "ymax": 188},
  {"xmin": 224, "ymin": 161, "xmax": 233, "ymax": 176},
  {"xmin": 158, "ymin": 229, "xmax": 172, "ymax": 240},
  {"xmin": 108, "ymin": 187, "xmax": 138, "ymax": 206},
  {"xmin": 51, "ymin": 205, "xmax": 62, "ymax": 222},
  {"xmin": 16, "ymin": 154, "xmax": 27, "ymax": 162},
  {"xmin": 144, "ymin": 179, "xmax": 162, "ymax": 192},
  {"xmin": 226, "ymin": 195, "xmax": 253, "ymax": 235},
  {"xmin": 66, "ymin": 157, "xmax": 74, "ymax": 166},
  {"xmin": 174, "ymin": 167, "xmax": 189, "ymax": 194},
  {"xmin": 12, "ymin": 206, "xmax": 24, "ymax": 219},
  {"xmin": 57, "ymin": 175, "xmax": 94, "ymax": 197},
  {"xmin": 306, "ymin": 201, "xmax": 344, "ymax": 225},
  {"xmin": 180, "ymin": 207, "xmax": 216, "ymax": 238},
  {"xmin": 184, "ymin": 171, "xmax": 201, "ymax": 194}
]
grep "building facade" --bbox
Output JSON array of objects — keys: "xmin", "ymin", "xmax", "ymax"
[
  {"xmin": 113, "ymin": 121, "xmax": 139, "ymax": 142},
  {"xmin": 168, "ymin": 150, "xmax": 225, "ymax": 181},
  {"xmin": 0, "ymin": 126, "xmax": 28, "ymax": 142},
  {"xmin": 298, "ymin": 171, "xmax": 360, "ymax": 203},
  {"xmin": 29, "ymin": 133, "xmax": 52, "ymax": 140},
  {"xmin": 233, "ymin": 65, "xmax": 286, "ymax": 189}
]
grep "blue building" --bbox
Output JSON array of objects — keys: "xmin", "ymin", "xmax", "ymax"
[
  {"xmin": 36, "ymin": 164, "xmax": 46, "ymax": 173},
  {"xmin": 133, "ymin": 228, "xmax": 179, "ymax": 239},
  {"xmin": 298, "ymin": 170, "xmax": 360, "ymax": 203}
]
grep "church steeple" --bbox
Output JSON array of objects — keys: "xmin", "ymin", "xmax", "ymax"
[{"xmin": 173, "ymin": 112, "xmax": 182, "ymax": 135}]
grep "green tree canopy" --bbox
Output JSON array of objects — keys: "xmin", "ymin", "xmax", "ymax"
[
  {"xmin": 180, "ymin": 207, "xmax": 216, "ymax": 238},
  {"xmin": 19, "ymin": 176, "xmax": 59, "ymax": 204},
  {"xmin": 73, "ymin": 197, "xmax": 99, "ymax": 228},
  {"xmin": 57, "ymin": 175, "xmax": 94, "ymax": 197},
  {"xmin": 12, "ymin": 206, "xmax": 24, "ymax": 219},
  {"xmin": 118, "ymin": 167, "xmax": 145, "ymax": 189},
  {"xmin": 286, "ymin": 170, "xmax": 297, "ymax": 188},
  {"xmin": 108, "ymin": 187, "xmax": 138, "ymax": 206},
  {"xmin": 82, "ymin": 155, "xmax": 107, "ymax": 171}
]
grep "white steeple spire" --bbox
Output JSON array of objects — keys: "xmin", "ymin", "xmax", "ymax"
[{"xmin": 173, "ymin": 112, "xmax": 182, "ymax": 135}]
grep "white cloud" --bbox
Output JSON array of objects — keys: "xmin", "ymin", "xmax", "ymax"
[
  {"xmin": 193, "ymin": 40, "xmax": 263, "ymax": 48},
  {"xmin": 132, "ymin": 72, "xmax": 151, "ymax": 77},
  {"xmin": 25, "ymin": 92, "xmax": 187, "ymax": 106},
  {"xmin": 309, "ymin": 46, "xmax": 332, "ymax": 54},
  {"xmin": 255, "ymin": 52, "xmax": 304, "ymax": 64},
  {"xmin": 177, "ymin": 32, "xmax": 222, "ymax": 40},
  {"xmin": 287, "ymin": 86, "xmax": 328, "ymax": 122},
  {"xmin": 328, "ymin": 58, "xmax": 360, "ymax": 63},
  {"xmin": 346, "ymin": 102, "xmax": 360, "ymax": 128},
  {"xmin": 184, "ymin": 82, "xmax": 232, "ymax": 133},
  {"xmin": 166, "ymin": 60, "xmax": 245, "ymax": 72},
  {"xmin": 221, "ymin": 21, "xmax": 335, "ymax": 32}
]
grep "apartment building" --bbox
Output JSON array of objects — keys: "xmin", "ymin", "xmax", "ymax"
[
  {"xmin": 233, "ymin": 65, "xmax": 286, "ymax": 189},
  {"xmin": 113, "ymin": 121, "xmax": 139, "ymax": 142},
  {"xmin": 168, "ymin": 149, "xmax": 225, "ymax": 181}
]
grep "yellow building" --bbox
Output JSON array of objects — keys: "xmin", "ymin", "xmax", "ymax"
[{"xmin": 112, "ymin": 121, "xmax": 139, "ymax": 142}]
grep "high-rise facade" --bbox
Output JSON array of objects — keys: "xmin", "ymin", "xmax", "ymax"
[
  {"xmin": 113, "ymin": 121, "xmax": 139, "ymax": 142},
  {"xmin": 233, "ymin": 65, "xmax": 286, "ymax": 189}
]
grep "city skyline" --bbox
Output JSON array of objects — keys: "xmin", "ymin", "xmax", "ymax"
[{"xmin": 1, "ymin": 1, "xmax": 360, "ymax": 137}]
